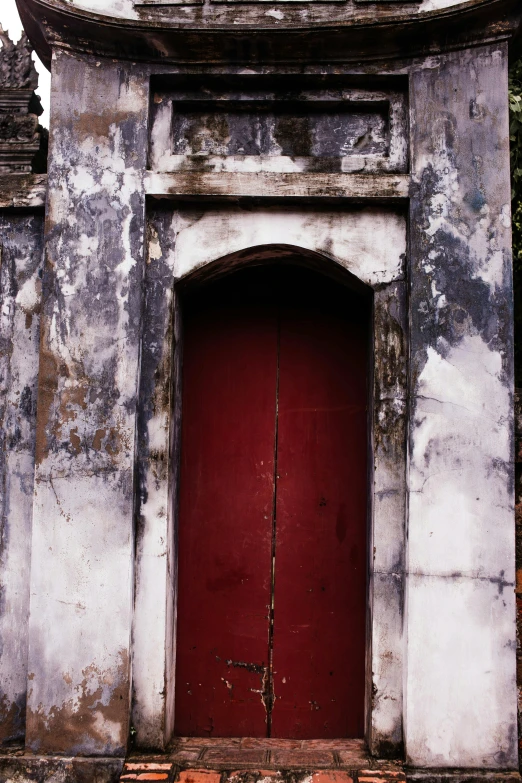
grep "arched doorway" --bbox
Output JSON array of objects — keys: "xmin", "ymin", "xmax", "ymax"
[{"xmin": 174, "ymin": 262, "xmax": 370, "ymax": 739}]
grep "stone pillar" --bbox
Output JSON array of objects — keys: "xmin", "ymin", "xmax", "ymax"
[
  {"xmin": 25, "ymin": 49, "xmax": 149, "ymax": 756},
  {"xmin": 0, "ymin": 215, "xmax": 44, "ymax": 745},
  {"xmin": 406, "ymin": 43, "xmax": 517, "ymax": 768},
  {"xmin": 0, "ymin": 26, "xmax": 45, "ymax": 747}
]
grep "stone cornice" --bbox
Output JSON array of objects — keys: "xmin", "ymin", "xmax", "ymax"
[{"xmin": 16, "ymin": 0, "xmax": 522, "ymax": 68}]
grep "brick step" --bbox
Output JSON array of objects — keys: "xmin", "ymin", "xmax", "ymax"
[
  {"xmin": 130, "ymin": 739, "xmax": 373, "ymax": 770},
  {"xmin": 119, "ymin": 766, "xmax": 406, "ymax": 783}
]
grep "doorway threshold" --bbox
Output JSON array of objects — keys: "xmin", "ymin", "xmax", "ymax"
[
  {"xmin": 168, "ymin": 738, "xmax": 376, "ymax": 770},
  {"xmin": 124, "ymin": 738, "xmax": 406, "ymax": 782}
]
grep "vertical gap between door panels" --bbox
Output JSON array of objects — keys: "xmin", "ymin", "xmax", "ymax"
[{"xmin": 266, "ymin": 298, "xmax": 281, "ymax": 738}]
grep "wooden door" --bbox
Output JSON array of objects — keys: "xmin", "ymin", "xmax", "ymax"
[{"xmin": 174, "ymin": 265, "xmax": 369, "ymax": 739}]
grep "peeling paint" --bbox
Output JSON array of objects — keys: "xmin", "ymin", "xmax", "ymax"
[
  {"xmin": 25, "ymin": 50, "xmax": 150, "ymax": 757},
  {"xmin": 406, "ymin": 45, "xmax": 517, "ymax": 769},
  {"xmin": 0, "ymin": 0, "xmax": 519, "ymax": 772},
  {"xmin": 169, "ymin": 206, "xmax": 406, "ymax": 286},
  {"xmin": 26, "ymin": 650, "xmax": 130, "ymax": 755},
  {"xmin": 0, "ymin": 215, "xmax": 44, "ymax": 746}
]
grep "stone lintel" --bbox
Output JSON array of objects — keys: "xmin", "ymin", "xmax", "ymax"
[{"xmin": 144, "ymin": 172, "xmax": 411, "ymax": 202}]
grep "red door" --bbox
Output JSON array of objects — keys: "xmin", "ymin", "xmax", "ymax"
[{"xmin": 175, "ymin": 264, "xmax": 369, "ymax": 739}]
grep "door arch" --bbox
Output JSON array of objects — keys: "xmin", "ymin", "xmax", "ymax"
[{"xmin": 174, "ymin": 259, "xmax": 371, "ymax": 739}]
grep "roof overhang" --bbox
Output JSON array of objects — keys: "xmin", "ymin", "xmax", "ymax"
[{"xmin": 16, "ymin": 0, "xmax": 522, "ymax": 70}]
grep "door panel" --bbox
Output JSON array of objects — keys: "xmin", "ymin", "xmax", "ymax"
[
  {"xmin": 270, "ymin": 284, "xmax": 369, "ymax": 738},
  {"xmin": 174, "ymin": 275, "xmax": 278, "ymax": 737},
  {"xmin": 175, "ymin": 265, "xmax": 369, "ymax": 739}
]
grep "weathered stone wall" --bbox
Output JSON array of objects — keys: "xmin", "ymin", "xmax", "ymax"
[
  {"xmin": 24, "ymin": 50, "xmax": 149, "ymax": 757},
  {"xmin": 0, "ymin": 212, "xmax": 44, "ymax": 745},
  {"xmin": 0, "ymin": 0, "xmax": 519, "ymax": 774},
  {"xmin": 406, "ymin": 43, "xmax": 516, "ymax": 768},
  {"xmin": 513, "ymin": 386, "xmax": 522, "ymax": 770},
  {"xmin": 0, "ymin": 28, "xmax": 47, "ymax": 751},
  {"xmin": 51, "ymin": 0, "xmax": 476, "ymax": 26}
]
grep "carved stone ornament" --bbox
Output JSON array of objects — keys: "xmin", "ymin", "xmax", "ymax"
[
  {"xmin": 0, "ymin": 26, "xmax": 38, "ymax": 90},
  {"xmin": 0, "ymin": 25, "xmax": 44, "ymax": 174}
]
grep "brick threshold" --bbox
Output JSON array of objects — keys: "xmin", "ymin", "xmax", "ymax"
[
  {"xmin": 120, "ymin": 762, "xmax": 522, "ymax": 783},
  {"xmin": 123, "ymin": 739, "xmax": 401, "ymax": 782},
  {"xmin": 122, "ymin": 739, "xmax": 522, "ymax": 783}
]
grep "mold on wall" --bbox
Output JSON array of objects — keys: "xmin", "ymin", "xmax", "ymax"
[
  {"xmin": 406, "ymin": 44, "xmax": 517, "ymax": 768},
  {"xmin": 0, "ymin": 214, "xmax": 44, "ymax": 746},
  {"xmin": 16, "ymin": 0, "xmax": 522, "ymax": 72},
  {"xmin": 131, "ymin": 212, "xmax": 179, "ymax": 750},
  {"xmin": 24, "ymin": 49, "xmax": 149, "ymax": 756},
  {"xmin": 60, "ymin": 0, "xmax": 464, "ymax": 26},
  {"xmin": 149, "ymin": 83, "xmax": 408, "ymax": 176},
  {"xmin": 369, "ymin": 279, "xmax": 408, "ymax": 757}
]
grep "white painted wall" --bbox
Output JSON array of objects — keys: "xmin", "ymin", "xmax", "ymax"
[
  {"xmin": 169, "ymin": 207, "xmax": 405, "ymax": 285},
  {"xmin": 405, "ymin": 44, "xmax": 517, "ymax": 769}
]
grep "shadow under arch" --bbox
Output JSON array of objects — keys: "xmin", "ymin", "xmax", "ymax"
[{"xmin": 176, "ymin": 242, "xmax": 373, "ymax": 302}]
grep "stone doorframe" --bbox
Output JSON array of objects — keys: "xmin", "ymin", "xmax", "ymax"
[{"xmin": 131, "ymin": 204, "xmax": 409, "ymax": 758}]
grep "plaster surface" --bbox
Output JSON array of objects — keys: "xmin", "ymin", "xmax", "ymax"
[
  {"xmin": 132, "ymin": 211, "xmax": 179, "ymax": 749},
  {"xmin": 406, "ymin": 575, "xmax": 516, "ymax": 767},
  {"xmin": 406, "ymin": 43, "xmax": 517, "ymax": 768},
  {"xmin": 24, "ymin": 50, "xmax": 150, "ymax": 756},
  {"xmin": 168, "ymin": 206, "xmax": 405, "ymax": 285},
  {"xmin": 0, "ymin": 0, "xmax": 519, "ymax": 769},
  {"xmin": 0, "ymin": 215, "xmax": 43, "ymax": 745}
]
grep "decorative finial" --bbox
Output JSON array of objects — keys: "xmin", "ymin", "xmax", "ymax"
[
  {"xmin": 0, "ymin": 24, "xmax": 46, "ymax": 173},
  {"xmin": 0, "ymin": 25, "xmax": 39, "ymax": 90}
]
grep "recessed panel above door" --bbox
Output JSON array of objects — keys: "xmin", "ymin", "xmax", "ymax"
[{"xmin": 150, "ymin": 78, "xmax": 408, "ymax": 176}]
